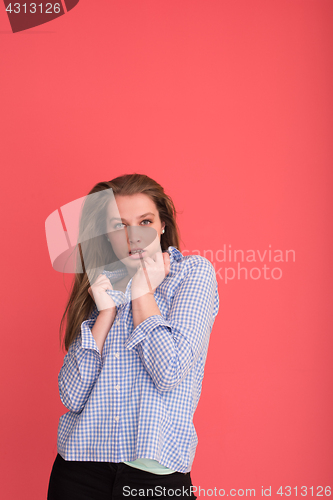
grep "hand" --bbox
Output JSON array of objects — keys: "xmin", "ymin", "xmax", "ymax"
[
  {"xmin": 88, "ymin": 274, "xmax": 116, "ymax": 313},
  {"xmin": 131, "ymin": 251, "xmax": 170, "ymax": 300}
]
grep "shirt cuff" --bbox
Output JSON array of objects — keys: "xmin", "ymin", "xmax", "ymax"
[
  {"xmin": 105, "ymin": 289, "xmax": 129, "ymax": 307},
  {"xmin": 125, "ymin": 314, "xmax": 171, "ymax": 350},
  {"xmin": 81, "ymin": 318, "xmax": 101, "ymax": 354}
]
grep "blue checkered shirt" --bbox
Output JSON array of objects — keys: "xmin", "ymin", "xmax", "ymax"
[{"xmin": 57, "ymin": 246, "xmax": 219, "ymax": 473}]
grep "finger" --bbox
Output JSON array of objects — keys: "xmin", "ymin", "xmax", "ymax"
[
  {"xmin": 143, "ymin": 256, "xmax": 155, "ymax": 265},
  {"xmin": 96, "ymin": 274, "xmax": 112, "ymax": 286},
  {"xmin": 163, "ymin": 254, "xmax": 170, "ymax": 274},
  {"xmin": 95, "ymin": 274, "xmax": 108, "ymax": 283},
  {"xmin": 162, "ymin": 251, "xmax": 170, "ymax": 262},
  {"xmin": 163, "ymin": 252, "xmax": 170, "ymax": 275},
  {"xmin": 154, "ymin": 251, "xmax": 163, "ymax": 264},
  {"xmin": 139, "ymin": 257, "xmax": 154, "ymax": 293},
  {"xmin": 90, "ymin": 277, "xmax": 113, "ymax": 292}
]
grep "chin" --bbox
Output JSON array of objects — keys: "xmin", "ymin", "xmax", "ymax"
[{"xmin": 121, "ymin": 254, "xmax": 145, "ymax": 265}]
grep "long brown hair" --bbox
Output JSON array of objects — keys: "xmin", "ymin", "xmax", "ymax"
[{"xmin": 59, "ymin": 173, "xmax": 181, "ymax": 352}]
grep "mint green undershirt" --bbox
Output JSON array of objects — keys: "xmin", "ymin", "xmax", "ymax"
[{"xmin": 123, "ymin": 458, "xmax": 177, "ymax": 474}]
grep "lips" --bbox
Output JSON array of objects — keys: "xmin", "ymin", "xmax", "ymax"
[{"xmin": 129, "ymin": 248, "xmax": 144, "ymax": 255}]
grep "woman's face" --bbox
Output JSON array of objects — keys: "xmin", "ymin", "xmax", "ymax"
[{"xmin": 106, "ymin": 193, "xmax": 165, "ymax": 276}]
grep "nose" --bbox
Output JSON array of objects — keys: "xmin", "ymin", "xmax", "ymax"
[{"xmin": 126, "ymin": 225, "xmax": 142, "ymax": 244}]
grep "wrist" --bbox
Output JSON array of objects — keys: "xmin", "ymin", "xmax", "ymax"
[
  {"xmin": 131, "ymin": 291, "xmax": 156, "ymax": 309},
  {"xmin": 98, "ymin": 307, "xmax": 116, "ymax": 316}
]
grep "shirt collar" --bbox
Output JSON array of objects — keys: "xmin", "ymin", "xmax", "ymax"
[
  {"xmin": 167, "ymin": 245, "xmax": 183, "ymax": 263},
  {"xmin": 102, "ymin": 246, "xmax": 183, "ymax": 285}
]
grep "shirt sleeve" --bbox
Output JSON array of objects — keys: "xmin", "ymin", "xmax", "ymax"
[
  {"xmin": 58, "ymin": 306, "xmax": 104, "ymax": 414},
  {"xmin": 124, "ymin": 256, "xmax": 220, "ymax": 392}
]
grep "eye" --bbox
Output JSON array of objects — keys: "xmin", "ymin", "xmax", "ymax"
[
  {"xmin": 114, "ymin": 222, "xmax": 125, "ymax": 229},
  {"xmin": 141, "ymin": 219, "xmax": 152, "ymax": 225}
]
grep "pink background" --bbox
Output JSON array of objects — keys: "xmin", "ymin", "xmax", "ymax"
[{"xmin": 0, "ymin": 1, "xmax": 332, "ymax": 498}]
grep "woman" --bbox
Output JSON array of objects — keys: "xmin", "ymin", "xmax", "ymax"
[{"xmin": 47, "ymin": 173, "xmax": 219, "ymax": 500}]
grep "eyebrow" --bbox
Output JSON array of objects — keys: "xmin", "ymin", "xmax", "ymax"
[{"xmin": 109, "ymin": 212, "xmax": 156, "ymax": 222}]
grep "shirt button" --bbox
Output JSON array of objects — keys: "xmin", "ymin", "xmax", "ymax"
[
  {"xmin": 115, "ymin": 385, "xmax": 120, "ymax": 391},
  {"xmin": 114, "ymin": 416, "xmax": 119, "ymax": 422},
  {"xmin": 115, "ymin": 352, "xmax": 120, "ymax": 358},
  {"xmin": 115, "ymin": 319, "xmax": 120, "ymax": 326}
]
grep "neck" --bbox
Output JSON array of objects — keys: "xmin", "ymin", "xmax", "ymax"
[{"xmin": 126, "ymin": 267, "xmax": 137, "ymax": 279}]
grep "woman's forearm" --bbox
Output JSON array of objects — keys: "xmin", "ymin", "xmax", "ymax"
[
  {"xmin": 91, "ymin": 308, "xmax": 116, "ymax": 356},
  {"xmin": 132, "ymin": 293, "xmax": 162, "ymax": 329}
]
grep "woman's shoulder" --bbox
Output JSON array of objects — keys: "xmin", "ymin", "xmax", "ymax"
[
  {"xmin": 168, "ymin": 246, "xmax": 216, "ymax": 278},
  {"xmin": 166, "ymin": 248, "xmax": 219, "ymax": 314}
]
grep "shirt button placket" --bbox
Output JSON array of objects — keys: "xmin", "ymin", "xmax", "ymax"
[{"xmin": 114, "ymin": 318, "xmax": 121, "ymax": 443}]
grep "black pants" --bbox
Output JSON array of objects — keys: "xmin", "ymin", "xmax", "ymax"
[{"xmin": 47, "ymin": 453, "xmax": 198, "ymax": 500}]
